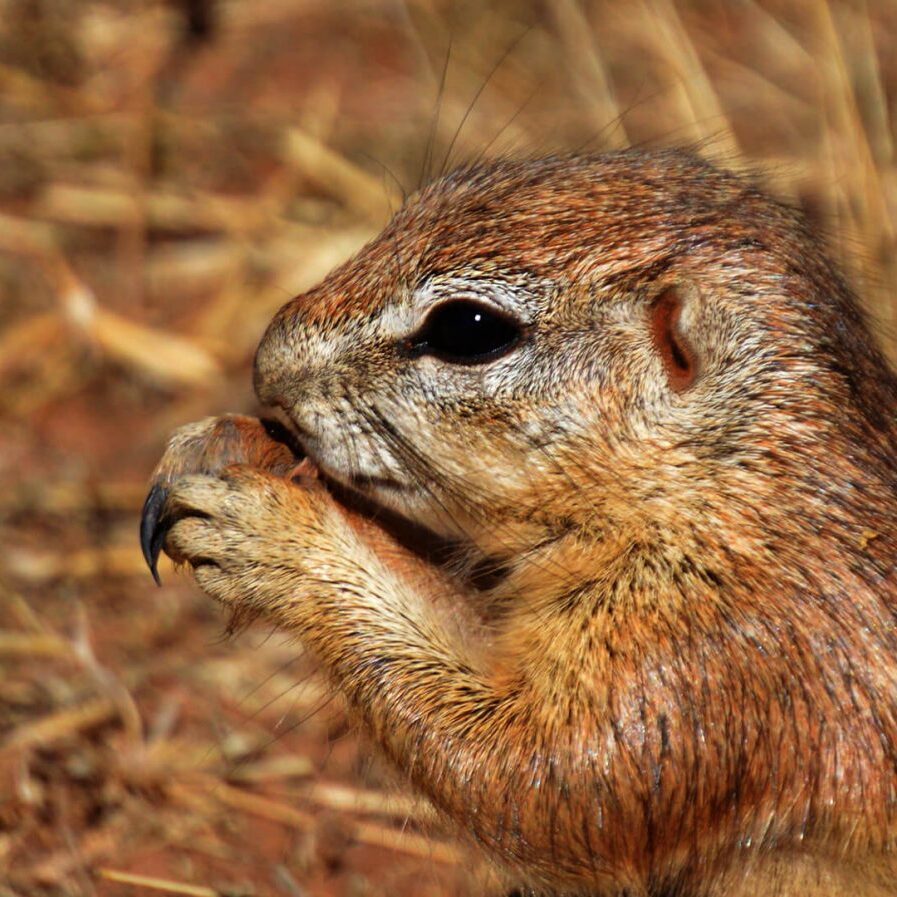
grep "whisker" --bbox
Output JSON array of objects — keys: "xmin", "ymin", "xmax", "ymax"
[
  {"xmin": 236, "ymin": 651, "xmax": 305, "ymax": 707},
  {"xmin": 473, "ymin": 80, "xmax": 543, "ymax": 167},
  {"xmin": 246, "ymin": 665, "xmax": 320, "ymax": 725},
  {"xmin": 438, "ymin": 25, "xmax": 534, "ymax": 180},
  {"xmin": 420, "ymin": 37, "xmax": 453, "ymax": 191},
  {"xmin": 223, "ymin": 691, "xmax": 340, "ymax": 782},
  {"xmin": 360, "ymin": 403, "xmax": 583, "ymax": 593},
  {"xmin": 360, "ymin": 150, "xmax": 408, "ymax": 209}
]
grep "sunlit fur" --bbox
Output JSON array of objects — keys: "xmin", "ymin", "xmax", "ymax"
[{"xmin": 155, "ymin": 151, "xmax": 897, "ymax": 896}]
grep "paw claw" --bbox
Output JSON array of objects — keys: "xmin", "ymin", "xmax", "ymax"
[{"xmin": 140, "ymin": 483, "xmax": 170, "ymax": 586}]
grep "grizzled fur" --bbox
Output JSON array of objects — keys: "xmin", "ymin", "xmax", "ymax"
[{"xmin": 145, "ymin": 151, "xmax": 897, "ymax": 896}]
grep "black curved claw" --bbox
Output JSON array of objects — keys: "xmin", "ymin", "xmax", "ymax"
[{"xmin": 140, "ymin": 483, "xmax": 170, "ymax": 586}]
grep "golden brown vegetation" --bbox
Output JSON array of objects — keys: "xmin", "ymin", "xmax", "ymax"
[{"xmin": 1, "ymin": 2, "xmax": 895, "ymax": 895}]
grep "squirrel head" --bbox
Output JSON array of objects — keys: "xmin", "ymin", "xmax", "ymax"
[{"xmin": 254, "ymin": 151, "xmax": 893, "ymax": 567}]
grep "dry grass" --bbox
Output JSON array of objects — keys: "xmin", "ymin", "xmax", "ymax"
[{"xmin": 1, "ymin": 1, "xmax": 895, "ymax": 895}]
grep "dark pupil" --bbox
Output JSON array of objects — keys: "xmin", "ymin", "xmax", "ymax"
[{"xmin": 412, "ymin": 300, "xmax": 521, "ymax": 364}]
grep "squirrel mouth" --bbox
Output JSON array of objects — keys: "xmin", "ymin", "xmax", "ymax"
[
  {"xmin": 318, "ymin": 473, "xmax": 508, "ymax": 593},
  {"xmin": 265, "ymin": 413, "xmax": 406, "ymax": 495},
  {"xmin": 265, "ymin": 413, "xmax": 506, "ymax": 592},
  {"xmin": 323, "ymin": 471, "xmax": 456, "ymax": 563},
  {"xmin": 263, "ymin": 412, "xmax": 453, "ymax": 570},
  {"xmin": 347, "ymin": 471, "xmax": 406, "ymax": 492}
]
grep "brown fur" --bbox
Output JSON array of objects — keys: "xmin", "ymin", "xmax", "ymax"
[{"xmin": 146, "ymin": 151, "xmax": 897, "ymax": 896}]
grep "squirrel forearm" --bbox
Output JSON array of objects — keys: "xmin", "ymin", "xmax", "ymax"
[{"xmin": 254, "ymin": 519, "xmax": 618, "ymax": 884}]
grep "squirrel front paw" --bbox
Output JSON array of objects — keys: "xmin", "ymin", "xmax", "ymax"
[
  {"xmin": 152, "ymin": 466, "xmax": 329, "ymax": 613},
  {"xmin": 140, "ymin": 414, "xmax": 303, "ymax": 583},
  {"xmin": 140, "ymin": 415, "xmax": 438, "ymax": 633}
]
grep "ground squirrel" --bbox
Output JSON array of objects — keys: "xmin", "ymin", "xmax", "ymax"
[{"xmin": 142, "ymin": 151, "xmax": 897, "ymax": 897}]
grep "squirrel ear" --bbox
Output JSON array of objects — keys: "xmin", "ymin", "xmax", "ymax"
[{"xmin": 649, "ymin": 285, "xmax": 699, "ymax": 392}]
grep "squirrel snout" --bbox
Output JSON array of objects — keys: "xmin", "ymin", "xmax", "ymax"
[{"xmin": 253, "ymin": 312, "xmax": 299, "ymax": 410}]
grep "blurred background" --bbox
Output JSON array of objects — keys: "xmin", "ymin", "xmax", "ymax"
[{"xmin": 1, "ymin": 1, "xmax": 896, "ymax": 895}]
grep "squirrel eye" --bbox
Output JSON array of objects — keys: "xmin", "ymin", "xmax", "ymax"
[{"xmin": 405, "ymin": 300, "xmax": 522, "ymax": 364}]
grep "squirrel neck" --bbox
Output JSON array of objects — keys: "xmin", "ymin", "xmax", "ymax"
[{"xmin": 490, "ymin": 415, "xmax": 897, "ymax": 650}]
